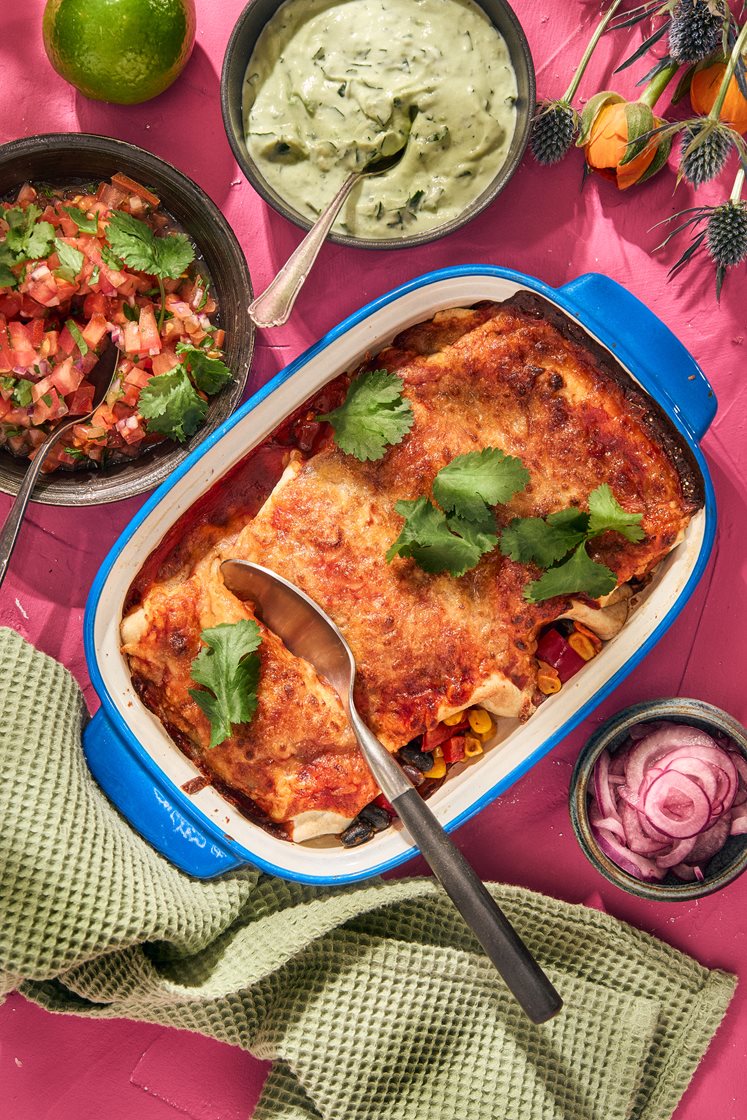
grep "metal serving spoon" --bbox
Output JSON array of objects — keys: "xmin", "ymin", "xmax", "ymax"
[
  {"xmin": 221, "ymin": 558, "xmax": 563, "ymax": 1024},
  {"xmin": 248, "ymin": 147, "xmax": 407, "ymax": 330},
  {"xmin": 0, "ymin": 341, "xmax": 119, "ymax": 591}
]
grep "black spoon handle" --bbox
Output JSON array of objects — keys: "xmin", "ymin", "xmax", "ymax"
[{"xmin": 391, "ymin": 786, "xmax": 563, "ymax": 1024}]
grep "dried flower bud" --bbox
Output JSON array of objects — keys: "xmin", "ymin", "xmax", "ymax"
[
  {"xmin": 706, "ymin": 200, "xmax": 747, "ymax": 267},
  {"xmin": 669, "ymin": 0, "xmax": 725, "ymax": 64},
  {"xmin": 680, "ymin": 122, "xmax": 733, "ymax": 185},
  {"xmin": 531, "ymin": 100, "xmax": 579, "ymax": 165}
]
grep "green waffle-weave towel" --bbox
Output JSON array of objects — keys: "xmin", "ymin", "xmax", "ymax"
[{"xmin": 0, "ymin": 627, "xmax": 735, "ymax": 1120}]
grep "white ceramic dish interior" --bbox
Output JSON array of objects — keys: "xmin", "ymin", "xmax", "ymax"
[{"xmin": 84, "ymin": 267, "xmax": 715, "ymax": 882}]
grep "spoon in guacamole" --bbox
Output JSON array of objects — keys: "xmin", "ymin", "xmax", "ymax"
[{"xmin": 248, "ymin": 143, "xmax": 408, "ymax": 329}]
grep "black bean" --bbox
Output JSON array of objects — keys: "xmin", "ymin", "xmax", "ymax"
[
  {"xmin": 399, "ymin": 742, "xmax": 434, "ymax": 771},
  {"xmin": 340, "ymin": 818, "xmax": 375, "ymax": 847},
  {"xmin": 359, "ymin": 804, "xmax": 392, "ymax": 832},
  {"xmin": 401, "ymin": 764, "xmax": 425, "ymax": 787}
]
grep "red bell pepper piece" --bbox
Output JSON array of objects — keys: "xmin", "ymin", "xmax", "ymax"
[
  {"xmin": 442, "ymin": 736, "xmax": 466, "ymax": 763},
  {"xmin": 535, "ymin": 628, "xmax": 586, "ymax": 683}
]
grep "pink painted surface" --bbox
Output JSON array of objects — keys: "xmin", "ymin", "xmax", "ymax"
[{"xmin": 1, "ymin": 1, "xmax": 746, "ymax": 1117}]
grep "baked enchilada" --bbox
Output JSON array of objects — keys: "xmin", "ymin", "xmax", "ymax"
[{"xmin": 121, "ymin": 292, "xmax": 703, "ymax": 844}]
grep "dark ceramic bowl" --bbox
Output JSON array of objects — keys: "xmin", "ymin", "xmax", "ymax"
[
  {"xmin": 570, "ymin": 698, "xmax": 747, "ymax": 902},
  {"xmin": 0, "ymin": 133, "xmax": 254, "ymax": 506},
  {"xmin": 221, "ymin": 0, "xmax": 535, "ymax": 249}
]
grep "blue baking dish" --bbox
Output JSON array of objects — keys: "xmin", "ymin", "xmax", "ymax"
[{"xmin": 82, "ymin": 266, "xmax": 717, "ymax": 883}]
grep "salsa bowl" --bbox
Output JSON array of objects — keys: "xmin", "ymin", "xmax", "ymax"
[
  {"xmin": 83, "ymin": 265, "xmax": 716, "ymax": 883},
  {"xmin": 0, "ymin": 132, "xmax": 254, "ymax": 506}
]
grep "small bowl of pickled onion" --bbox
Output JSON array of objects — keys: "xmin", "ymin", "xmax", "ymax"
[{"xmin": 569, "ymin": 698, "xmax": 747, "ymax": 901}]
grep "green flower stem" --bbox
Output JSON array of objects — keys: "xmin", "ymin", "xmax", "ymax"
[
  {"xmin": 157, "ymin": 276, "xmax": 166, "ymax": 332},
  {"xmin": 562, "ymin": 0, "xmax": 624, "ymax": 102},
  {"xmin": 639, "ymin": 60, "xmax": 679, "ymax": 109},
  {"xmin": 709, "ymin": 20, "xmax": 747, "ymax": 121},
  {"xmin": 730, "ymin": 167, "xmax": 746, "ymax": 202}
]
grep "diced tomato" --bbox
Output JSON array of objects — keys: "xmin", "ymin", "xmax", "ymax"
[
  {"xmin": 81, "ymin": 312, "xmax": 108, "ymax": 349},
  {"xmin": 41, "ymin": 331, "xmax": 58, "ymax": 358},
  {"xmin": 115, "ymin": 415, "xmax": 146, "ymax": 444},
  {"xmin": 121, "ymin": 383, "xmax": 140, "ymax": 407},
  {"xmin": 92, "ymin": 403, "xmax": 116, "ymax": 429},
  {"xmin": 0, "ymin": 397, "xmax": 12, "ymax": 420},
  {"xmin": 32, "ymin": 387, "xmax": 66, "ymax": 425},
  {"xmin": 51, "ymin": 358, "xmax": 84, "ymax": 396},
  {"xmin": 58, "ymin": 325, "xmax": 75, "ymax": 355},
  {"xmin": 67, "ymin": 385, "xmax": 95, "ymax": 416},
  {"xmin": 58, "ymin": 216, "xmax": 79, "ymax": 238},
  {"xmin": 0, "ymin": 294, "xmax": 22, "ymax": 318},
  {"xmin": 151, "ymin": 349, "xmax": 178, "ymax": 376},
  {"xmin": 31, "ymin": 373, "xmax": 56, "ymax": 403},
  {"xmin": 97, "ymin": 183, "xmax": 126, "ymax": 208},
  {"xmin": 442, "ymin": 736, "xmax": 466, "ymax": 764},
  {"xmin": 29, "ymin": 318, "xmax": 45, "ymax": 348},
  {"xmin": 17, "ymin": 183, "xmax": 36, "ymax": 206},
  {"xmin": 111, "ymin": 173, "xmax": 161, "ymax": 208},
  {"xmin": 54, "ymin": 277, "xmax": 79, "ymax": 304},
  {"xmin": 138, "ymin": 304, "xmax": 161, "ymax": 351},
  {"xmin": 123, "ymin": 320, "xmax": 142, "ymax": 354},
  {"xmin": 124, "ymin": 366, "xmax": 152, "ymax": 389},
  {"xmin": 422, "ymin": 719, "xmax": 468, "ymax": 753},
  {"xmin": 83, "ymin": 292, "xmax": 108, "ymax": 317},
  {"xmin": 213, "ymin": 329, "xmax": 225, "ymax": 348},
  {"xmin": 26, "ymin": 265, "xmax": 61, "ymax": 308}
]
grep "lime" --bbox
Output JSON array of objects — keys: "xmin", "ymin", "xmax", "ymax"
[{"xmin": 42, "ymin": 0, "xmax": 196, "ymax": 105}]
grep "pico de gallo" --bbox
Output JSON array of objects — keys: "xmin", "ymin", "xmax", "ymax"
[{"xmin": 0, "ymin": 173, "xmax": 230, "ymax": 471}]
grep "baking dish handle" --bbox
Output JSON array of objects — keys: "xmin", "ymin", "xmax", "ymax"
[
  {"xmin": 557, "ymin": 272, "xmax": 716, "ymax": 442},
  {"xmin": 83, "ymin": 708, "xmax": 243, "ymax": 879}
]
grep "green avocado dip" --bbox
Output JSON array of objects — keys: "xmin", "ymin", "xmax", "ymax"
[{"xmin": 242, "ymin": 0, "xmax": 518, "ymax": 239}]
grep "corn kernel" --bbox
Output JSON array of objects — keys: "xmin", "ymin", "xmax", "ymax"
[
  {"xmin": 537, "ymin": 660, "xmax": 561, "ymax": 695},
  {"xmin": 572, "ymin": 621, "xmax": 603, "ymax": 651},
  {"xmin": 423, "ymin": 754, "xmax": 447, "ymax": 779},
  {"xmin": 468, "ymin": 708, "xmax": 493, "ymax": 736},
  {"xmin": 443, "ymin": 711, "xmax": 465, "ymax": 726},
  {"xmin": 464, "ymin": 735, "xmax": 483, "ymax": 758},
  {"xmin": 568, "ymin": 632, "xmax": 597, "ymax": 661}
]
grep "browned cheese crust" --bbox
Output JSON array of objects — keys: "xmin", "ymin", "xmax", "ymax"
[{"xmin": 122, "ymin": 299, "xmax": 702, "ymax": 830}]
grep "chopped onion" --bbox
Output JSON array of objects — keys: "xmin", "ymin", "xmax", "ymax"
[{"xmin": 588, "ymin": 721, "xmax": 746, "ymax": 883}]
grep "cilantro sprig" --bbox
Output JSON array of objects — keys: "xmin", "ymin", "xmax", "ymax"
[
  {"xmin": 106, "ymin": 210, "xmax": 195, "ymax": 279},
  {"xmin": 63, "ymin": 205, "xmax": 99, "ymax": 234},
  {"xmin": 387, "ymin": 448, "xmax": 529, "ymax": 578},
  {"xmin": 318, "ymin": 369, "xmax": 414, "ymax": 461},
  {"xmin": 106, "ymin": 210, "xmax": 195, "ymax": 329},
  {"xmin": 138, "ymin": 365, "xmax": 208, "ymax": 442},
  {"xmin": 0, "ymin": 204, "xmax": 55, "ymax": 288},
  {"xmin": 188, "ymin": 620, "xmax": 262, "ymax": 748},
  {"xmin": 176, "ymin": 340, "xmax": 232, "ymax": 394},
  {"xmin": 501, "ymin": 484, "xmax": 645, "ymax": 603}
]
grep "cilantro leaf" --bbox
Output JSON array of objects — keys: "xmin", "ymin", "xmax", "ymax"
[
  {"xmin": 4, "ymin": 205, "xmax": 40, "ymax": 251},
  {"xmin": 55, "ymin": 238, "xmax": 84, "ymax": 277},
  {"xmin": 65, "ymin": 319, "xmax": 88, "ymax": 356},
  {"xmin": 587, "ymin": 483, "xmax": 645, "ymax": 542},
  {"xmin": 151, "ymin": 231, "xmax": 195, "ymax": 279},
  {"xmin": 501, "ymin": 507, "xmax": 589, "ymax": 567},
  {"xmin": 524, "ymin": 542, "xmax": 617, "ymax": 603},
  {"xmin": 1, "ymin": 204, "xmax": 54, "ymax": 269},
  {"xmin": 106, "ymin": 210, "xmax": 195, "ymax": 279},
  {"xmin": 12, "ymin": 379, "xmax": 33, "ymax": 408},
  {"xmin": 432, "ymin": 448, "xmax": 530, "ymax": 525},
  {"xmin": 0, "ymin": 263, "xmax": 18, "ymax": 289},
  {"xmin": 176, "ymin": 340, "xmax": 232, "ymax": 395},
  {"xmin": 138, "ymin": 366, "xmax": 207, "ymax": 442},
  {"xmin": 63, "ymin": 205, "xmax": 98, "ymax": 234},
  {"xmin": 318, "ymin": 369, "xmax": 414, "ymax": 461},
  {"xmin": 188, "ymin": 619, "xmax": 262, "ymax": 748},
  {"xmin": 386, "ymin": 497, "xmax": 496, "ymax": 577},
  {"xmin": 26, "ymin": 221, "xmax": 55, "ymax": 260},
  {"xmin": 101, "ymin": 244, "xmax": 125, "ymax": 271}
]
